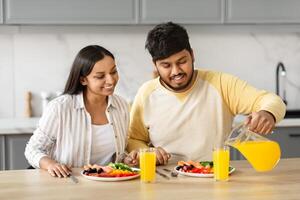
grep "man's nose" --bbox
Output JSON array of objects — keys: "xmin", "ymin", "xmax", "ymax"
[{"xmin": 171, "ymin": 65, "xmax": 181, "ymax": 75}]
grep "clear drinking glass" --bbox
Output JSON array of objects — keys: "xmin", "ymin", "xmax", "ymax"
[
  {"xmin": 213, "ymin": 146, "xmax": 230, "ymax": 181},
  {"xmin": 139, "ymin": 148, "xmax": 156, "ymax": 183}
]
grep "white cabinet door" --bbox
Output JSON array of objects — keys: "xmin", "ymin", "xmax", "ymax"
[
  {"xmin": 227, "ymin": 0, "xmax": 300, "ymax": 24},
  {"xmin": 141, "ymin": 0, "xmax": 224, "ymax": 24},
  {"xmin": 5, "ymin": 0, "xmax": 138, "ymax": 24}
]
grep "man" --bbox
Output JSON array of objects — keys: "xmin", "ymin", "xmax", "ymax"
[{"xmin": 126, "ymin": 22, "xmax": 286, "ymax": 165}]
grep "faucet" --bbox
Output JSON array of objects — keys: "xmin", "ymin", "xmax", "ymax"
[{"xmin": 276, "ymin": 62, "xmax": 287, "ymax": 105}]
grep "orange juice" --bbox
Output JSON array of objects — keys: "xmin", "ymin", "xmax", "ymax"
[
  {"xmin": 139, "ymin": 149, "xmax": 156, "ymax": 183},
  {"xmin": 232, "ymin": 140, "xmax": 280, "ymax": 172},
  {"xmin": 213, "ymin": 147, "xmax": 230, "ymax": 181}
]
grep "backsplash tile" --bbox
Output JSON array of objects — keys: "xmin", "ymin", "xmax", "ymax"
[
  {"xmin": 1, "ymin": 25, "xmax": 300, "ymax": 118},
  {"xmin": 0, "ymin": 35, "xmax": 14, "ymax": 118}
]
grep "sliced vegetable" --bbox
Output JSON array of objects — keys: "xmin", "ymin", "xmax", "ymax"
[
  {"xmin": 108, "ymin": 162, "xmax": 133, "ymax": 172},
  {"xmin": 199, "ymin": 161, "xmax": 213, "ymax": 167},
  {"xmin": 177, "ymin": 160, "xmax": 214, "ymax": 174},
  {"xmin": 83, "ymin": 163, "xmax": 138, "ymax": 178}
]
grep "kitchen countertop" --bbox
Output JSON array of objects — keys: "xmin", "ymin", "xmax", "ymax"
[
  {"xmin": 0, "ymin": 117, "xmax": 39, "ymax": 134},
  {"xmin": 0, "ymin": 116, "xmax": 300, "ymax": 134},
  {"xmin": 234, "ymin": 115, "xmax": 300, "ymax": 127},
  {"xmin": 0, "ymin": 158, "xmax": 299, "ymax": 199}
]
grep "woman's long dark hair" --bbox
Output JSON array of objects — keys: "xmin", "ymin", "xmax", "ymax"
[{"xmin": 63, "ymin": 45, "xmax": 115, "ymax": 95}]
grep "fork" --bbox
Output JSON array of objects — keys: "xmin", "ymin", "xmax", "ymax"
[
  {"xmin": 155, "ymin": 170, "xmax": 170, "ymax": 180},
  {"xmin": 163, "ymin": 168, "xmax": 178, "ymax": 177}
]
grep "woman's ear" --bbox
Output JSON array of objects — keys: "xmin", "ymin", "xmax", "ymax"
[{"xmin": 80, "ymin": 76, "xmax": 87, "ymax": 86}]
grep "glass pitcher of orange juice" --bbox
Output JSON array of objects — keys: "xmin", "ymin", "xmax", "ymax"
[{"xmin": 225, "ymin": 123, "xmax": 281, "ymax": 172}]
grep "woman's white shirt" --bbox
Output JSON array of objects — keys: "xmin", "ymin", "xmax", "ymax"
[
  {"xmin": 90, "ymin": 124, "xmax": 115, "ymax": 165},
  {"xmin": 25, "ymin": 92, "xmax": 129, "ymax": 168}
]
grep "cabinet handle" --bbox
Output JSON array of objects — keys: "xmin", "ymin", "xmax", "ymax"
[{"xmin": 289, "ymin": 134, "xmax": 300, "ymax": 137}]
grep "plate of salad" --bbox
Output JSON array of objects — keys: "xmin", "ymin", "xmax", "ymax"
[
  {"xmin": 174, "ymin": 161, "xmax": 235, "ymax": 178},
  {"xmin": 81, "ymin": 163, "xmax": 140, "ymax": 181}
]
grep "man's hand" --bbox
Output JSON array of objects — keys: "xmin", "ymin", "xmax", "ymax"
[
  {"xmin": 154, "ymin": 147, "xmax": 171, "ymax": 165},
  {"xmin": 244, "ymin": 110, "xmax": 276, "ymax": 134},
  {"xmin": 123, "ymin": 150, "xmax": 139, "ymax": 167},
  {"xmin": 125, "ymin": 147, "xmax": 171, "ymax": 166}
]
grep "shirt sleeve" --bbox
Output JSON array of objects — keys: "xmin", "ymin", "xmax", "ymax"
[
  {"xmin": 126, "ymin": 87, "xmax": 150, "ymax": 152},
  {"xmin": 219, "ymin": 72, "xmax": 286, "ymax": 123},
  {"xmin": 24, "ymin": 101, "xmax": 58, "ymax": 168}
]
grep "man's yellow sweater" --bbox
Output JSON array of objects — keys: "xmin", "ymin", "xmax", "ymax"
[{"xmin": 127, "ymin": 69, "xmax": 286, "ymax": 161}]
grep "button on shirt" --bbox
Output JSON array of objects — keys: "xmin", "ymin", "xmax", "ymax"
[{"xmin": 25, "ymin": 92, "xmax": 129, "ymax": 168}]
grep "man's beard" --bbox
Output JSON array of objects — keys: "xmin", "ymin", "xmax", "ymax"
[{"xmin": 158, "ymin": 67, "xmax": 194, "ymax": 92}]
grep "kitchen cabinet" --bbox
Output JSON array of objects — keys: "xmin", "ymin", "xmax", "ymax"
[
  {"xmin": 0, "ymin": 136, "xmax": 4, "ymax": 170},
  {"xmin": 0, "ymin": 134, "xmax": 32, "ymax": 170},
  {"xmin": 3, "ymin": 0, "xmax": 300, "ymax": 25},
  {"xmin": 5, "ymin": 135, "xmax": 32, "ymax": 170},
  {"xmin": 4, "ymin": 0, "xmax": 138, "ymax": 24},
  {"xmin": 267, "ymin": 127, "xmax": 300, "ymax": 158},
  {"xmin": 140, "ymin": 0, "xmax": 224, "ymax": 24},
  {"xmin": 0, "ymin": 0, "xmax": 3, "ymax": 23},
  {"xmin": 226, "ymin": 0, "xmax": 300, "ymax": 24}
]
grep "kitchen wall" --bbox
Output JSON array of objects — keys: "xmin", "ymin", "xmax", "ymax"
[{"xmin": 1, "ymin": 25, "xmax": 300, "ymax": 118}]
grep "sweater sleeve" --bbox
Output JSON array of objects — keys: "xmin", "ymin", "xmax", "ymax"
[
  {"xmin": 218, "ymin": 72, "xmax": 286, "ymax": 123},
  {"xmin": 126, "ymin": 86, "xmax": 151, "ymax": 152}
]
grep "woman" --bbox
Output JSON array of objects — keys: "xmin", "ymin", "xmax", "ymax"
[{"xmin": 25, "ymin": 45, "xmax": 134, "ymax": 178}]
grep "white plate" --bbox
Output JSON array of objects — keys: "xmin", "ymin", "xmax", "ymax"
[
  {"xmin": 174, "ymin": 166, "xmax": 235, "ymax": 178},
  {"xmin": 81, "ymin": 168, "xmax": 140, "ymax": 182}
]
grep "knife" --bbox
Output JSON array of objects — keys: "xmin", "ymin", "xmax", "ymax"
[
  {"xmin": 155, "ymin": 170, "xmax": 170, "ymax": 180},
  {"xmin": 69, "ymin": 174, "xmax": 79, "ymax": 184}
]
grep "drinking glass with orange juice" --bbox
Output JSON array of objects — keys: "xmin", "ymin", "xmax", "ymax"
[
  {"xmin": 226, "ymin": 124, "xmax": 281, "ymax": 172},
  {"xmin": 213, "ymin": 146, "xmax": 230, "ymax": 181},
  {"xmin": 139, "ymin": 148, "xmax": 156, "ymax": 183}
]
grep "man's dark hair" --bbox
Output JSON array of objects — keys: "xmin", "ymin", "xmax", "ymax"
[{"xmin": 145, "ymin": 22, "xmax": 192, "ymax": 62}]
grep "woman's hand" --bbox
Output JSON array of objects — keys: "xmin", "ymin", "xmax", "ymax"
[
  {"xmin": 47, "ymin": 162, "xmax": 72, "ymax": 178},
  {"xmin": 245, "ymin": 110, "xmax": 276, "ymax": 134},
  {"xmin": 40, "ymin": 157, "xmax": 72, "ymax": 178}
]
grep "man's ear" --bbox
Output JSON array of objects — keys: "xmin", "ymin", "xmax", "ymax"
[
  {"xmin": 80, "ymin": 76, "xmax": 87, "ymax": 86},
  {"xmin": 152, "ymin": 67, "xmax": 159, "ymax": 79},
  {"xmin": 190, "ymin": 49, "xmax": 195, "ymax": 63}
]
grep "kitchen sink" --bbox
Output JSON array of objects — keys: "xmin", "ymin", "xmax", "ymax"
[{"xmin": 284, "ymin": 110, "xmax": 300, "ymax": 118}]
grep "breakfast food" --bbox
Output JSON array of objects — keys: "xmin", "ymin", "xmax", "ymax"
[
  {"xmin": 83, "ymin": 163, "xmax": 139, "ymax": 178},
  {"xmin": 176, "ymin": 161, "xmax": 214, "ymax": 174}
]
